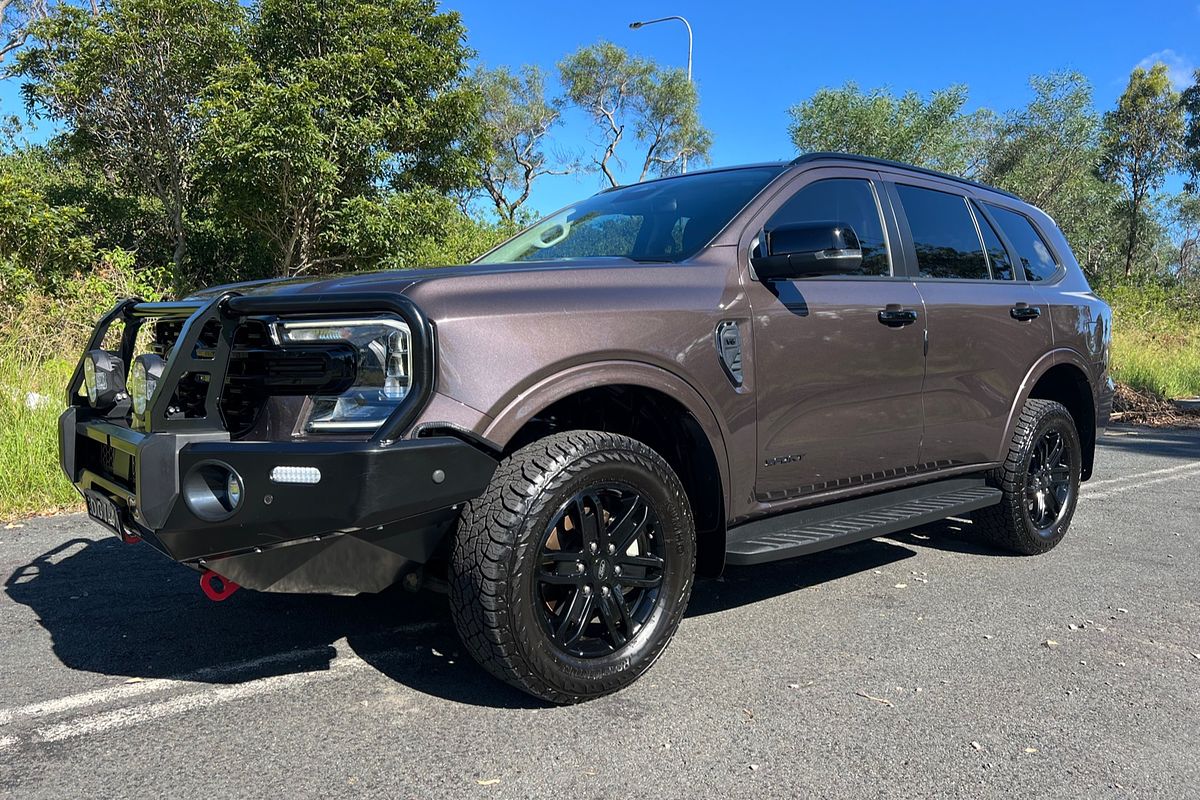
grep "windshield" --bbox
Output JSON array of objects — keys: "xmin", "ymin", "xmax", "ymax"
[{"xmin": 477, "ymin": 166, "xmax": 786, "ymax": 264}]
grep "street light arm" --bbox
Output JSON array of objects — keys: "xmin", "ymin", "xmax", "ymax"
[{"xmin": 628, "ymin": 15, "xmax": 692, "ymax": 82}]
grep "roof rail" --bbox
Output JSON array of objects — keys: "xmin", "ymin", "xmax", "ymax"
[{"xmin": 788, "ymin": 152, "xmax": 1019, "ymax": 200}]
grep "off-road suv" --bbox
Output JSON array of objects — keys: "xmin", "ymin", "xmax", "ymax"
[{"xmin": 60, "ymin": 153, "xmax": 1113, "ymax": 703}]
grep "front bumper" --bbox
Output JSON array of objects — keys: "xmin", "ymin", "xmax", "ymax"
[{"xmin": 60, "ymin": 407, "xmax": 497, "ymax": 593}]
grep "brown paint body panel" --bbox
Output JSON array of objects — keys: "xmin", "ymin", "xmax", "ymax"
[{"xmin": 202, "ymin": 156, "xmax": 1112, "ymax": 530}]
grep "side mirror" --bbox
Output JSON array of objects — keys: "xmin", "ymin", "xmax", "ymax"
[{"xmin": 751, "ymin": 221, "xmax": 863, "ymax": 281}]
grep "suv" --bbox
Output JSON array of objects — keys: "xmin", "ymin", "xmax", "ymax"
[{"xmin": 60, "ymin": 153, "xmax": 1113, "ymax": 703}]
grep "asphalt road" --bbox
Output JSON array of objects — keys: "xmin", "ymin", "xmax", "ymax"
[{"xmin": 2, "ymin": 425, "xmax": 1198, "ymax": 799}]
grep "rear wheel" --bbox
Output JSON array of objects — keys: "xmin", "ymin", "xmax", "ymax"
[
  {"xmin": 976, "ymin": 398, "xmax": 1081, "ymax": 554},
  {"xmin": 449, "ymin": 430, "xmax": 696, "ymax": 703}
]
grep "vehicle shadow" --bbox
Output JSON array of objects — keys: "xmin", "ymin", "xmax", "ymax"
[{"xmin": 5, "ymin": 522, "xmax": 968, "ymax": 708}]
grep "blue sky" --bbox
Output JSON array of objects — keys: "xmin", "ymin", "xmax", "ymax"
[
  {"xmin": 452, "ymin": 0, "xmax": 1200, "ymax": 214},
  {"xmin": 2, "ymin": 0, "xmax": 1197, "ymax": 216}
]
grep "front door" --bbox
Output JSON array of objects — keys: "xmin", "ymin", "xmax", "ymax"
[{"xmin": 745, "ymin": 171, "xmax": 926, "ymax": 505}]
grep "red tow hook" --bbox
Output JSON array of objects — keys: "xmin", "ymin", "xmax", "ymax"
[
  {"xmin": 199, "ymin": 570, "xmax": 240, "ymax": 602},
  {"xmin": 119, "ymin": 529, "xmax": 142, "ymax": 545}
]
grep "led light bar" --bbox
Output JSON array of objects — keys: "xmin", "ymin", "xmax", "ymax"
[{"xmin": 269, "ymin": 466, "xmax": 322, "ymax": 485}]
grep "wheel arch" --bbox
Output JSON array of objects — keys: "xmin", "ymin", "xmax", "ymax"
[
  {"xmin": 482, "ymin": 362, "xmax": 731, "ymax": 576},
  {"xmin": 1003, "ymin": 351, "xmax": 1097, "ymax": 481}
]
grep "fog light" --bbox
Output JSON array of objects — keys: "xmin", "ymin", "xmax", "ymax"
[
  {"xmin": 183, "ymin": 461, "xmax": 244, "ymax": 522},
  {"xmin": 82, "ymin": 350, "xmax": 126, "ymax": 408},
  {"xmin": 269, "ymin": 466, "xmax": 322, "ymax": 484},
  {"xmin": 130, "ymin": 353, "xmax": 167, "ymax": 420}
]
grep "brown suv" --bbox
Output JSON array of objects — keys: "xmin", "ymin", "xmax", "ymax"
[{"xmin": 60, "ymin": 153, "xmax": 1113, "ymax": 703}]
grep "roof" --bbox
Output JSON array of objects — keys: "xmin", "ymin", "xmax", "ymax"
[
  {"xmin": 592, "ymin": 152, "xmax": 1020, "ymax": 202},
  {"xmin": 789, "ymin": 152, "xmax": 1020, "ymax": 200}
]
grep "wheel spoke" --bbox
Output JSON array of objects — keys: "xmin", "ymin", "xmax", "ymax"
[
  {"xmin": 1050, "ymin": 466, "xmax": 1071, "ymax": 483},
  {"xmin": 539, "ymin": 568, "xmax": 586, "ymax": 586},
  {"xmin": 617, "ymin": 572, "xmax": 662, "ymax": 589},
  {"xmin": 1047, "ymin": 434, "xmax": 1064, "ymax": 466},
  {"xmin": 597, "ymin": 591, "xmax": 627, "ymax": 647},
  {"xmin": 543, "ymin": 550, "xmax": 585, "ymax": 563},
  {"xmin": 556, "ymin": 588, "xmax": 595, "ymax": 647},
  {"xmin": 609, "ymin": 496, "xmax": 649, "ymax": 553},
  {"xmin": 616, "ymin": 554, "xmax": 663, "ymax": 570}
]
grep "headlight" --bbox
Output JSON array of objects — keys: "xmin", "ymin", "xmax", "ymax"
[
  {"xmin": 275, "ymin": 319, "xmax": 411, "ymax": 433},
  {"xmin": 82, "ymin": 350, "xmax": 126, "ymax": 408},
  {"xmin": 130, "ymin": 354, "xmax": 167, "ymax": 418}
]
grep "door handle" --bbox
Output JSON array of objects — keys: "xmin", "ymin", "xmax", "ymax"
[
  {"xmin": 878, "ymin": 306, "xmax": 919, "ymax": 327},
  {"xmin": 1010, "ymin": 303, "xmax": 1042, "ymax": 321}
]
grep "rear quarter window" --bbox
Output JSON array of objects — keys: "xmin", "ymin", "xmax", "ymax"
[{"xmin": 987, "ymin": 205, "xmax": 1060, "ymax": 282}]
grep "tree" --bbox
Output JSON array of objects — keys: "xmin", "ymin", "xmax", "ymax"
[
  {"xmin": 1101, "ymin": 63, "xmax": 1185, "ymax": 278},
  {"xmin": 473, "ymin": 65, "xmax": 567, "ymax": 223},
  {"xmin": 787, "ymin": 82, "xmax": 989, "ymax": 175},
  {"xmin": 630, "ymin": 66, "xmax": 711, "ymax": 180},
  {"xmin": 197, "ymin": 0, "xmax": 486, "ymax": 277},
  {"xmin": 1166, "ymin": 193, "xmax": 1200, "ymax": 278},
  {"xmin": 1182, "ymin": 68, "xmax": 1200, "ymax": 193},
  {"xmin": 16, "ymin": 0, "xmax": 244, "ymax": 289},
  {"xmin": 980, "ymin": 72, "xmax": 1122, "ymax": 277},
  {"xmin": 559, "ymin": 41, "xmax": 710, "ymax": 187}
]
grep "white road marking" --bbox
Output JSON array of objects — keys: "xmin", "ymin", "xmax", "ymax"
[
  {"xmin": 0, "ymin": 622, "xmax": 438, "ymax": 731},
  {"xmin": 1084, "ymin": 466, "xmax": 1200, "ymax": 501},
  {"xmin": 36, "ymin": 663, "xmax": 367, "ymax": 744},
  {"xmin": 1085, "ymin": 460, "xmax": 1200, "ymax": 489}
]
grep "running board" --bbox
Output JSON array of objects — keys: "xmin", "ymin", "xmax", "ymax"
[{"xmin": 725, "ymin": 478, "xmax": 1001, "ymax": 566}]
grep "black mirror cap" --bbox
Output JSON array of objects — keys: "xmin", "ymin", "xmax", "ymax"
[{"xmin": 751, "ymin": 221, "xmax": 864, "ymax": 280}]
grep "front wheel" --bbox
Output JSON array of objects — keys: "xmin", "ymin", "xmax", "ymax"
[
  {"xmin": 975, "ymin": 398, "xmax": 1082, "ymax": 554},
  {"xmin": 449, "ymin": 430, "xmax": 696, "ymax": 703}
]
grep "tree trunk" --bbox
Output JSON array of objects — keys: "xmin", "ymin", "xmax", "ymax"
[{"xmin": 1123, "ymin": 209, "xmax": 1139, "ymax": 279}]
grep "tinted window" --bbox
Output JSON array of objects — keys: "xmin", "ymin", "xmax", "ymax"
[
  {"xmin": 895, "ymin": 185, "xmax": 989, "ymax": 280},
  {"xmin": 765, "ymin": 178, "xmax": 890, "ymax": 276},
  {"xmin": 479, "ymin": 166, "xmax": 785, "ymax": 264},
  {"xmin": 987, "ymin": 205, "xmax": 1059, "ymax": 282},
  {"xmin": 972, "ymin": 202, "xmax": 1014, "ymax": 281}
]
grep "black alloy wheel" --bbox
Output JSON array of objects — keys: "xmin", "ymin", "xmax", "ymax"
[{"xmin": 535, "ymin": 485, "xmax": 665, "ymax": 658}]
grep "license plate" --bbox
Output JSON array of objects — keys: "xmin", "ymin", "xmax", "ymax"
[{"xmin": 84, "ymin": 490, "xmax": 125, "ymax": 538}]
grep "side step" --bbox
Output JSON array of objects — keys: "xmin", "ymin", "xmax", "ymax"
[{"xmin": 725, "ymin": 478, "xmax": 1001, "ymax": 566}]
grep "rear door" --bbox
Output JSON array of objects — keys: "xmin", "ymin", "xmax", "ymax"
[
  {"xmin": 885, "ymin": 177, "xmax": 1051, "ymax": 468},
  {"xmin": 744, "ymin": 168, "xmax": 926, "ymax": 505}
]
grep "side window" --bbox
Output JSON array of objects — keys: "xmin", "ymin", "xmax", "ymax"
[
  {"xmin": 971, "ymin": 202, "xmax": 1014, "ymax": 281},
  {"xmin": 765, "ymin": 178, "xmax": 891, "ymax": 276},
  {"xmin": 987, "ymin": 205, "xmax": 1059, "ymax": 282},
  {"xmin": 894, "ymin": 184, "xmax": 989, "ymax": 279}
]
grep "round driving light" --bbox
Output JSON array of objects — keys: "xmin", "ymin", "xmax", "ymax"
[
  {"xmin": 82, "ymin": 349, "xmax": 126, "ymax": 408},
  {"xmin": 182, "ymin": 461, "xmax": 244, "ymax": 522},
  {"xmin": 130, "ymin": 353, "xmax": 167, "ymax": 417}
]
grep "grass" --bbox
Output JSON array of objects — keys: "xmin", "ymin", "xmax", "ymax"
[
  {"xmin": 1102, "ymin": 281, "xmax": 1200, "ymax": 400},
  {"xmin": 0, "ymin": 357, "xmax": 81, "ymax": 520}
]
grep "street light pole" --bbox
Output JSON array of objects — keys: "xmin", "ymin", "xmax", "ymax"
[{"xmin": 629, "ymin": 15, "xmax": 693, "ymax": 172}]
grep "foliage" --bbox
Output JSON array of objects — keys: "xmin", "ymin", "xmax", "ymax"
[
  {"xmin": 1100, "ymin": 63, "xmax": 1185, "ymax": 277},
  {"xmin": 559, "ymin": 41, "xmax": 710, "ymax": 187},
  {"xmin": 786, "ymin": 82, "xmax": 989, "ymax": 175},
  {"xmin": 16, "ymin": 0, "xmax": 245, "ymax": 289},
  {"xmin": 1181, "ymin": 68, "xmax": 1200, "ymax": 193},
  {"xmin": 979, "ymin": 72, "xmax": 1123, "ymax": 278},
  {"xmin": 473, "ymin": 65, "xmax": 568, "ymax": 222},
  {"xmin": 196, "ymin": 0, "xmax": 486, "ymax": 278}
]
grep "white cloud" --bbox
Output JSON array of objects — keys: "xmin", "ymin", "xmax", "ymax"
[{"xmin": 1135, "ymin": 49, "xmax": 1197, "ymax": 90}]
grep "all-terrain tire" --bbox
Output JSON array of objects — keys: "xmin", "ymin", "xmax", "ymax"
[
  {"xmin": 449, "ymin": 430, "xmax": 696, "ymax": 704},
  {"xmin": 975, "ymin": 398, "xmax": 1082, "ymax": 555}
]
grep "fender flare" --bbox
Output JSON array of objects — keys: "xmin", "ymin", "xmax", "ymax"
[
  {"xmin": 998, "ymin": 347, "xmax": 1096, "ymax": 462},
  {"xmin": 481, "ymin": 360, "xmax": 732, "ymax": 511}
]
